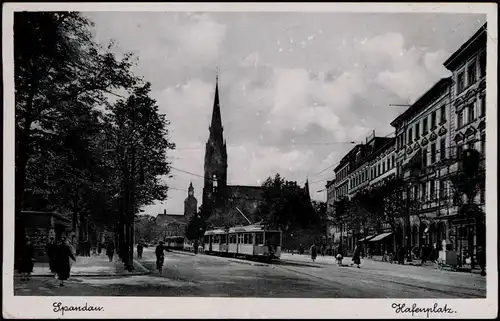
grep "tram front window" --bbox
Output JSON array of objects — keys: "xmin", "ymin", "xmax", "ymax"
[{"xmin": 266, "ymin": 232, "xmax": 281, "ymax": 246}]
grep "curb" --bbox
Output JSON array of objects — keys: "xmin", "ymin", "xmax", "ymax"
[
  {"xmin": 170, "ymin": 250, "xmax": 269, "ymax": 267},
  {"xmin": 14, "ymin": 272, "xmax": 148, "ymax": 278}
]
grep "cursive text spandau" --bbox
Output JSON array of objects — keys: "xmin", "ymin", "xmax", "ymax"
[
  {"xmin": 53, "ymin": 302, "xmax": 104, "ymax": 316},
  {"xmin": 392, "ymin": 303, "xmax": 456, "ymax": 318}
]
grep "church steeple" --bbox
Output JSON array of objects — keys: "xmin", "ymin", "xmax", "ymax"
[
  {"xmin": 203, "ymin": 69, "xmax": 228, "ymax": 217},
  {"xmin": 210, "ymin": 70, "xmax": 223, "ymax": 138}
]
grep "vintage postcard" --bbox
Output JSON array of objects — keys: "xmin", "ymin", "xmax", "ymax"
[{"xmin": 3, "ymin": 2, "xmax": 498, "ymax": 319}]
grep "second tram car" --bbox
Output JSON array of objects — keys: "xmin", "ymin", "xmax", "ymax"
[{"xmin": 164, "ymin": 236, "xmax": 184, "ymax": 250}]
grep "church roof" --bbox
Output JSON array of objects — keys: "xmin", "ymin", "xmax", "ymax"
[{"xmin": 155, "ymin": 214, "xmax": 187, "ymax": 226}]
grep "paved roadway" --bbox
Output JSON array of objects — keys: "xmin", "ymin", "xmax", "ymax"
[{"xmin": 14, "ymin": 248, "xmax": 486, "ymax": 298}]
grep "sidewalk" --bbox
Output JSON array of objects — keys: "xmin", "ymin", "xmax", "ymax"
[
  {"xmin": 16, "ymin": 254, "xmax": 150, "ymax": 277},
  {"xmin": 280, "ymin": 253, "xmax": 484, "ymax": 275}
]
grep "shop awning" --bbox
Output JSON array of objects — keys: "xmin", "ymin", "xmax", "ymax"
[
  {"xmin": 369, "ymin": 232, "xmax": 393, "ymax": 242},
  {"xmin": 358, "ymin": 235, "xmax": 376, "ymax": 242}
]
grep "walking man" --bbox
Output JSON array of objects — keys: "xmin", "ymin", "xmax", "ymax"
[{"xmin": 106, "ymin": 241, "xmax": 115, "ymax": 262}]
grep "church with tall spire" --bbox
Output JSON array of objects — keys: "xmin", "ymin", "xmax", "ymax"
[{"xmin": 201, "ymin": 72, "xmax": 311, "ymax": 227}]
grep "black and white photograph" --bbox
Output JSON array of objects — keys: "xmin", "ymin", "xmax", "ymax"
[{"xmin": 3, "ymin": 2, "xmax": 497, "ymax": 319}]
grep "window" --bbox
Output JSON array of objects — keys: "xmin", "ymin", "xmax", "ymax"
[
  {"xmin": 457, "ymin": 71, "xmax": 465, "ymax": 93},
  {"xmin": 382, "ymin": 162, "xmax": 386, "ymax": 173},
  {"xmin": 392, "ymin": 155, "xmax": 395, "ymax": 168},
  {"xmin": 422, "ymin": 117, "xmax": 428, "ymax": 134},
  {"xmin": 468, "ymin": 103, "xmax": 475, "ymax": 122},
  {"xmin": 457, "ymin": 110, "xmax": 464, "ymax": 128},
  {"xmin": 456, "ymin": 145, "xmax": 463, "ymax": 160},
  {"xmin": 413, "ymin": 185, "xmax": 419, "ymax": 200},
  {"xmin": 430, "ymin": 143, "xmax": 436, "ymax": 163},
  {"xmin": 480, "ymin": 96, "xmax": 486, "ymax": 116},
  {"xmin": 429, "ymin": 180, "xmax": 436, "ymax": 200},
  {"xmin": 440, "ymin": 138, "xmax": 446, "ymax": 160},
  {"xmin": 414, "ymin": 123, "xmax": 420, "ymax": 139},
  {"xmin": 440, "ymin": 105, "xmax": 447, "ymax": 123},
  {"xmin": 481, "ymin": 133, "xmax": 486, "ymax": 156},
  {"xmin": 255, "ymin": 233, "xmax": 264, "ymax": 245},
  {"xmin": 421, "ymin": 182, "xmax": 427, "ymax": 201},
  {"xmin": 431, "ymin": 111, "xmax": 437, "ymax": 129},
  {"xmin": 468, "ymin": 142, "xmax": 475, "ymax": 151},
  {"xmin": 387, "ymin": 158, "xmax": 391, "ymax": 170},
  {"xmin": 439, "ymin": 180, "xmax": 446, "ymax": 199},
  {"xmin": 467, "ymin": 62, "xmax": 476, "ymax": 85},
  {"xmin": 378, "ymin": 164, "xmax": 381, "ymax": 176},
  {"xmin": 408, "ymin": 128, "xmax": 413, "ymax": 143},
  {"xmin": 422, "ymin": 148, "xmax": 428, "ymax": 168},
  {"xmin": 479, "ymin": 50, "xmax": 486, "ymax": 78}
]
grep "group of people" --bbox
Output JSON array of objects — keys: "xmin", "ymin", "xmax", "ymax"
[{"xmin": 18, "ymin": 236, "xmax": 76, "ymax": 286}]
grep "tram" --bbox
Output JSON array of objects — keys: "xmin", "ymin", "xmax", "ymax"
[
  {"xmin": 164, "ymin": 236, "xmax": 185, "ymax": 250},
  {"xmin": 203, "ymin": 223, "xmax": 282, "ymax": 260}
]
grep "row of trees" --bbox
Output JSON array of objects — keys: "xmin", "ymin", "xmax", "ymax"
[{"xmin": 15, "ymin": 12, "xmax": 175, "ymax": 269}]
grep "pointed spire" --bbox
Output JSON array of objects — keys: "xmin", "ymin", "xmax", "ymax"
[
  {"xmin": 304, "ymin": 178, "xmax": 310, "ymax": 198},
  {"xmin": 210, "ymin": 69, "xmax": 223, "ymax": 134}
]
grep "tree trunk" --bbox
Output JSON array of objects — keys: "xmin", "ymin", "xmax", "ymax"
[{"xmin": 14, "ymin": 84, "xmax": 37, "ymax": 270}]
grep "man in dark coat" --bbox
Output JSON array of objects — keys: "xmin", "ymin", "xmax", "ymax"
[
  {"xmin": 137, "ymin": 242, "xmax": 144, "ymax": 259},
  {"xmin": 55, "ymin": 237, "xmax": 76, "ymax": 286},
  {"xmin": 45, "ymin": 237, "xmax": 57, "ymax": 276},
  {"xmin": 106, "ymin": 241, "xmax": 115, "ymax": 262}
]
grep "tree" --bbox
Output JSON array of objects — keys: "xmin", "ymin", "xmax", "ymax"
[
  {"xmin": 14, "ymin": 12, "xmax": 136, "ymax": 266},
  {"xmin": 185, "ymin": 214, "xmax": 207, "ymax": 241},
  {"xmin": 449, "ymin": 149, "xmax": 486, "ymax": 267},
  {"xmin": 256, "ymin": 174, "xmax": 315, "ymax": 231}
]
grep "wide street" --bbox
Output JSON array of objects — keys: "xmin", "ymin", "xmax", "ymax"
[{"xmin": 14, "ymin": 247, "xmax": 485, "ymax": 298}]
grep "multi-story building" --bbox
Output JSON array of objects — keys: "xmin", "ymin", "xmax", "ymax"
[
  {"xmin": 388, "ymin": 23, "xmax": 487, "ymax": 264},
  {"xmin": 325, "ymin": 179, "xmax": 339, "ymax": 248},
  {"xmin": 443, "ymin": 23, "xmax": 486, "ymax": 264},
  {"xmin": 390, "ymin": 77, "xmax": 453, "ymax": 252}
]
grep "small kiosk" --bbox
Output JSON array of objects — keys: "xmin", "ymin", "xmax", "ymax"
[{"xmin": 438, "ymin": 239, "xmax": 457, "ymax": 270}]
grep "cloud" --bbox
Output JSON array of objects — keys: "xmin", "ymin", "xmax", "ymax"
[{"xmin": 85, "ymin": 12, "xmax": 484, "ymax": 215}]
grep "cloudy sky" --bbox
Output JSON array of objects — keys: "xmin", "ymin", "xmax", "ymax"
[{"xmin": 85, "ymin": 11, "xmax": 485, "ymax": 216}]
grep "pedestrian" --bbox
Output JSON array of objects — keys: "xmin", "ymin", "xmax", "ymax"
[
  {"xmin": 97, "ymin": 242, "xmax": 102, "ymax": 256},
  {"xmin": 193, "ymin": 239, "xmax": 199, "ymax": 255},
  {"xmin": 310, "ymin": 243, "xmax": 318, "ymax": 263},
  {"xmin": 299, "ymin": 244, "xmax": 304, "ymax": 255},
  {"xmin": 106, "ymin": 241, "xmax": 115, "ymax": 262},
  {"xmin": 352, "ymin": 243, "xmax": 361, "ymax": 268},
  {"xmin": 55, "ymin": 236, "xmax": 76, "ymax": 286},
  {"xmin": 155, "ymin": 241, "xmax": 166, "ymax": 274},
  {"xmin": 19, "ymin": 237, "xmax": 35, "ymax": 281},
  {"xmin": 45, "ymin": 237, "xmax": 57, "ymax": 278},
  {"xmin": 137, "ymin": 242, "xmax": 144, "ymax": 259}
]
